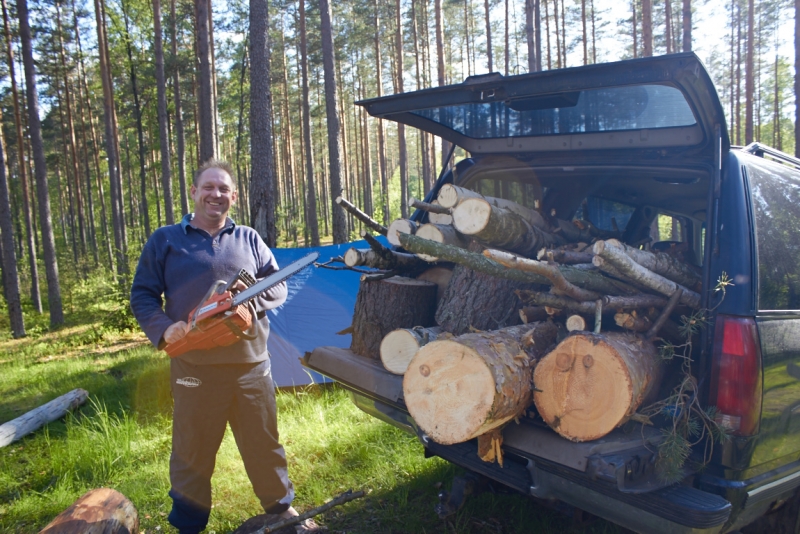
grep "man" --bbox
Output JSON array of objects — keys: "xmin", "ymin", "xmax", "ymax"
[{"xmin": 130, "ymin": 160, "xmax": 316, "ymax": 533}]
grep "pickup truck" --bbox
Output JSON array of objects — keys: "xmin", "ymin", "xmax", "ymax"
[{"xmin": 304, "ymin": 53, "xmax": 800, "ymax": 534}]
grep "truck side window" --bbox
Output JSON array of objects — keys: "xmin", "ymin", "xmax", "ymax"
[
  {"xmin": 578, "ymin": 197, "xmax": 636, "ymax": 232},
  {"xmin": 747, "ymin": 158, "xmax": 800, "ymax": 310}
]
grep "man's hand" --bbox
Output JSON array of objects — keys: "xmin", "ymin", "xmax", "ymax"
[{"xmin": 164, "ymin": 321, "xmax": 189, "ymax": 344}]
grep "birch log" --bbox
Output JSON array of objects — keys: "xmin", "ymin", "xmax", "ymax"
[
  {"xmin": 598, "ymin": 239, "xmax": 701, "ymax": 290},
  {"xmin": 350, "ymin": 277, "xmax": 438, "ymax": 359},
  {"xmin": 380, "ymin": 326, "xmax": 444, "ymax": 374},
  {"xmin": 0, "ymin": 388, "xmax": 88, "ymax": 447},
  {"xmin": 335, "ymin": 196, "xmax": 387, "ymax": 235},
  {"xmin": 404, "ymin": 322, "xmax": 558, "ymax": 444},
  {"xmin": 533, "ymin": 332, "xmax": 661, "ymax": 442},
  {"xmin": 593, "ymin": 241, "xmax": 701, "ymax": 308},
  {"xmin": 343, "ymin": 247, "xmax": 428, "ymax": 271},
  {"xmin": 40, "ymin": 488, "xmax": 138, "ymax": 534},
  {"xmin": 437, "ymin": 184, "xmax": 547, "ymax": 228}
]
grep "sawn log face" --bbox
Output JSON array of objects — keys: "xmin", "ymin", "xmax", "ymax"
[
  {"xmin": 533, "ymin": 332, "xmax": 661, "ymax": 442},
  {"xmin": 404, "ymin": 322, "xmax": 558, "ymax": 445}
]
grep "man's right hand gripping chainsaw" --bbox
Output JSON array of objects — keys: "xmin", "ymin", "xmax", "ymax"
[{"xmin": 165, "ymin": 252, "xmax": 318, "ymax": 358}]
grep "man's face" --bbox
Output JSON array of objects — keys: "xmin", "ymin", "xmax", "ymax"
[{"xmin": 190, "ymin": 168, "xmax": 238, "ymax": 225}]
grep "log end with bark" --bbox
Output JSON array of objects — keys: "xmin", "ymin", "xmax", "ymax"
[
  {"xmin": 380, "ymin": 326, "xmax": 444, "ymax": 375},
  {"xmin": 39, "ymin": 488, "xmax": 139, "ymax": 534},
  {"xmin": 533, "ymin": 332, "xmax": 661, "ymax": 442},
  {"xmin": 403, "ymin": 322, "xmax": 557, "ymax": 445},
  {"xmin": 387, "ymin": 218, "xmax": 417, "ymax": 247}
]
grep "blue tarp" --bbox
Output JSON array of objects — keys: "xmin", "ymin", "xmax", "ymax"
[{"xmin": 267, "ymin": 238, "xmax": 386, "ymax": 387}]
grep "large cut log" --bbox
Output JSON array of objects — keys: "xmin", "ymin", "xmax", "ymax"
[
  {"xmin": 533, "ymin": 332, "xmax": 661, "ymax": 442},
  {"xmin": 343, "ymin": 247, "xmax": 428, "ymax": 271},
  {"xmin": 435, "ymin": 256, "xmax": 530, "ymax": 336},
  {"xmin": 380, "ymin": 326, "xmax": 445, "ymax": 375},
  {"xmin": 0, "ymin": 388, "xmax": 88, "ymax": 448},
  {"xmin": 387, "ymin": 218, "xmax": 418, "ymax": 247},
  {"xmin": 404, "ymin": 322, "xmax": 558, "ymax": 444},
  {"xmin": 351, "ymin": 277, "xmax": 437, "ymax": 359},
  {"xmin": 437, "ymin": 184, "xmax": 547, "ymax": 228},
  {"xmin": 39, "ymin": 488, "xmax": 138, "ymax": 534},
  {"xmin": 413, "ymin": 223, "xmax": 465, "ymax": 261},
  {"xmin": 399, "ymin": 233, "xmax": 638, "ymax": 296},
  {"xmin": 452, "ymin": 199, "xmax": 560, "ymax": 256},
  {"xmin": 593, "ymin": 240, "xmax": 701, "ymax": 308},
  {"xmin": 537, "ymin": 247, "xmax": 594, "ymax": 264},
  {"xmin": 596, "ymin": 239, "xmax": 701, "ymax": 290}
]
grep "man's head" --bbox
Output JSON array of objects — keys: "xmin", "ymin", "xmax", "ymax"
[{"xmin": 190, "ymin": 159, "xmax": 238, "ymax": 231}]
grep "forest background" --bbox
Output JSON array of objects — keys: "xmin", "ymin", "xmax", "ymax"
[{"xmin": 0, "ymin": 0, "xmax": 796, "ymax": 335}]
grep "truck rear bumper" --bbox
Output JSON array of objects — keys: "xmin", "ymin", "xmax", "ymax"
[{"xmin": 303, "ymin": 346, "xmax": 732, "ymax": 534}]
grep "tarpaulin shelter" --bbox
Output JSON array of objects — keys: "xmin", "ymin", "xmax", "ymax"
[{"xmin": 267, "ymin": 238, "xmax": 386, "ymax": 387}]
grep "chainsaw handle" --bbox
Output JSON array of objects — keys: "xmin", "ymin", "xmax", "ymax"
[{"xmin": 190, "ymin": 280, "xmax": 228, "ymax": 330}]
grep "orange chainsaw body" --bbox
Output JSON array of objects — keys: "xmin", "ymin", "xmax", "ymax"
[{"xmin": 165, "ymin": 290, "xmax": 254, "ymax": 358}]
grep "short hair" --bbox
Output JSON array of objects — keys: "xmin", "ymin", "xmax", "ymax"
[{"xmin": 194, "ymin": 158, "xmax": 237, "ymax": 187}]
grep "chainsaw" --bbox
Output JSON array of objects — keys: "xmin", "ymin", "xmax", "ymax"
[{"xmin": 165, "ymin": 252, "xmax": 319, "ymax": 358}]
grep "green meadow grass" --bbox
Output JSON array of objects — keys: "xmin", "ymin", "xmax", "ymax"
[{"xmin": 0, "ymin": 299, "xmax": 621, "ymax": 533}]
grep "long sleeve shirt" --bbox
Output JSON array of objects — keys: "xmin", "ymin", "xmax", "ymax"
[{"xmin": 130, "ymin": 214, "xmax": 287, "ymax": 365}]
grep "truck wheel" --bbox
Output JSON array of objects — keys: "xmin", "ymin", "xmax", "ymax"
[{"xmin": 741, "ymin": 488, "xmax": 800, "ymax": 534}]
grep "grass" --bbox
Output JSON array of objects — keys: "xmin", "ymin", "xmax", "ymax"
[{"xmin": 0, "ymin": 293, "xmax": 623, "ymax": 533}]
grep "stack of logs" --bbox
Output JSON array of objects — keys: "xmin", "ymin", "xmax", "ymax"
[{"xmin": 334, "ymin": 187, "xmax": 701, "ymax": 461}]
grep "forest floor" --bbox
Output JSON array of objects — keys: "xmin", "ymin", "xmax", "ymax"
[{"xmin": 0, "ymin": 294, "xmax": 624, "ymax": 533}]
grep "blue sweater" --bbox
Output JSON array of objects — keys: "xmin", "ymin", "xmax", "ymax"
[{"xmin": 130, "ymin": 214, "xmax": 287, "ymax": 365}]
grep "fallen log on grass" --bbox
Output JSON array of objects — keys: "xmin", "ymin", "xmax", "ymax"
[
  {"xmin": 404, "ymin": 322, "xmax": 558, "ymax": 445},
  {"xmin": 39, "ymin": 487, "xmax": 138, "ymax": 534},
  {"xmin": 0, "ymin": 388, "xmax": 88, "ymax": 448},
  {"xmin": 533, "ymin": 332, "xmax": 662, "ymax": 442}
]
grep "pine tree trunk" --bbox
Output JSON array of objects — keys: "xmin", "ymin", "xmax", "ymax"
[
  {"xmin": 665, "ymin": 0, "xmax": 673, "ymax": 53},
  {"xmin": 434, "ymin": 0, "xmax": 450, "ymax": 166},
  {"xmin": 250, "ymin": 0, "xmax": 278, "ymax": 245},
  {"xmin": 484, "ymin": 0, "xmax": 493, "ymax": 71},
  {"xmin": 682, "ymin": 0, "xmax": 691, "ymax": 51},
  {"xmin": 299, "ymin": 0, "xmax": 319, "ymax": 245},
  {"xmin": 320, "ymin": 0, "xmax": 347, "ymax": 244},
  {"xmin": 1, "ymin": 0, "xmax": 40, "ymax": 313},
  {"xmin": 195, "ymin": 0, "xmax": 215, "ymax": 161},
  {"xmin": 642, "ymin": 0, "xmax": 652, "ymax": 56},
  {"xmin": 0, "ymin": 130, "xmax": 24, "ymax": 337},
  {"xmin": 394, "ymin": 0, "xmax": 408, "ymax": 219},
  {"xmin": 18, "ymin": 0, "xmax": 63, "ymax": 326},
  {"xmin": 170, "ymin": 0, "xmax": 189, "ymax": 216},
  {"xmin": 404, "ymin": 322, "xmax": 558, "ymax": 444},
  {"xmin": 745, "ymin": 0, "xmax": 755, "ymax": 144},
  {"xmin": 795, "ymin": 0, "xmax": 800, "ymax": 157},
  {"xmin": 153, "ymin": 0, "xmax": 175, "ymax": 225},
  {"xmin": 534, "ymin": 332, "xmax": 661, "ymax": 441}
]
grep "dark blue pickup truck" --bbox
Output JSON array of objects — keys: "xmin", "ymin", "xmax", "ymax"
[{"xmin": 304, "ymin": 53, "xmax": 800, "ymax": 534}]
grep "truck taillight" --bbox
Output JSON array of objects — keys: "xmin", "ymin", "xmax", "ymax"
[{"xmin": 710, "ymin": 315, "xmax": 762, "ymax": 436}]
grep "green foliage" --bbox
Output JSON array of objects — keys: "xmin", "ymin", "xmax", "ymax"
[{"xmin": 639, "ymin": 273, "xmax": 733, "ymax": 483}]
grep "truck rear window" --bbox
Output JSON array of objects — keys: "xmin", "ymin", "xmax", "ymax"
[{"xmin": 747, "ymin": 158, "xmax": 800, "ymax": 310}]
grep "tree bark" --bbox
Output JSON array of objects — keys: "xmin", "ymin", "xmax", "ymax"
[
  {"xmin": 414, "ymin": 223, "xmax": 465, "ymax": 261},
  {"xmin": 595, "ymin": 239, "xmax": 701, "ymax": 290},
  {"xmin": 39, "ymin": 488, "xmax": 138, "ymax": 534},
  {"xmin": 745, "ymin": 0, "xmax": 755, "ymax": 144},
  {"xmin": 0, "ymin": 389, "xmax": 88, "ymax": 447},
  {"xmin": 250, "ymin": 0, "xmax": 278, "ymax": 245},
  {"xmin": 682, "ymin": 0, "xmax": 691, "ymax": 51},
  {"xmin": 336, "ymin": 196, "xmax": 386, "ymax": 235},
  {"xmin": 434, "ymin": 0, "xmax": 451, "ymax": 166},
  {"xmin": 320, "ymin": 0, "xmax": 347, "ymax": 243},
  {"xmin": 394, "ymin": 0, "xmax": 408, "ymax": 219},
  {"xmin": 0, "ymin": 127, "xmax": 24, "ymax": 337},
  {"xmin": 1, "ymin": 0, "xmax": 40, "ymax": 313},
  {"xmin": 195, "ymin": 0, "xmax": 215, "ymax": 161},
  {"xmin": 344, "ymin": 247, "xmax": 427, "ymax": 271},
  {"xmin": 299, "ymin": 0, "xmax": 319, "ymax": 245},
  {"xmin": 641, "ymin": 0, "xmax": 652, "ymax": 56},
  {"xmin": 380, "ymin": 326, "xmax": 444, "ymax": 374},
  {"xmin": 18, "ymin": 0, "xmax": 64, "ymax": 326},
  {"xmin": 171, "ymin": 0, "xmax": 189, "ymax": 216},
  {"xmin": 153, "ymin": 0, "xmax": 175, "ymax": 225},
  {"xmin": 375, "ymin": 0, "xmax": 390, "ymax": 225},
  {"xmin": 534, "ymin": 332, "xmax": 661, "ymax": 441},
  {"xmin": 351, "ymin": 277, "xmax": 437, "ymax": 359},
  {"xmin": 387, "ymin": 218, "xmax": 418, "ymax": 247},
  {"xmin": 484, "ymin": 0, "xmax": 493, "ymax": 71},
  {"xmin": 404, "ymin": 322, "xmax": 558, "ymax": 444}
]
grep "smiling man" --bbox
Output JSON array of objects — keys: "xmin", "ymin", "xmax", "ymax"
[{"xmin": 130, "ymin": 159, "xmax": 316, "ymax": 533}]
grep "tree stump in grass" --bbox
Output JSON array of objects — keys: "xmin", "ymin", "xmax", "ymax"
[
  {"xmin": 350, "ymin": 276, "xmax": 437, "ymax": 359},
  {"xmin": 533, "ymin": 332, "xmax": 662, "ymax": 442},
  {"xmin": 404, "ymin": 322, "xmax": 558, "ymax": 445},
  {"xmin": 39, "ymin": 488, "xmax": 138, "ymax": 534}
]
